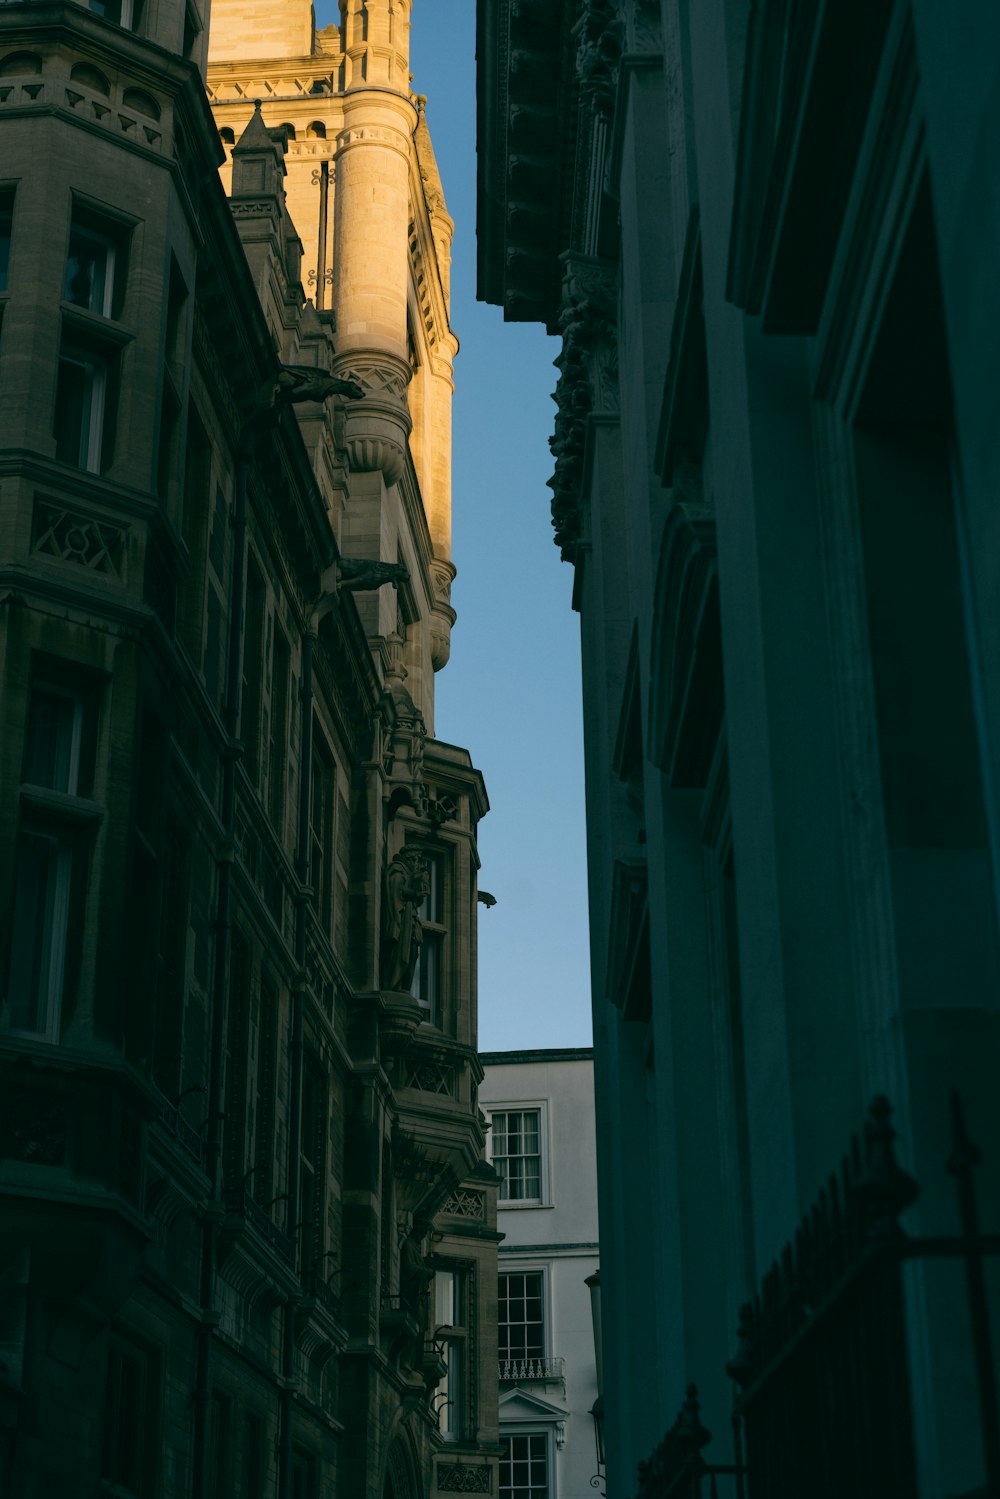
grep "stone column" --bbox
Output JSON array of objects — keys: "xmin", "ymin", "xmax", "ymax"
[{"xmin": 331, "ymin": 0, "xmax": 416, "ymax": 487}]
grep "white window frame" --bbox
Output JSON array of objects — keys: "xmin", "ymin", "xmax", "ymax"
[
  {"xmin": 498, "ymin": 1427, "xmax": 554, "ymax": 1499},
  {"xmin": 432, "ymin": 1264, "xmax": 466, "ymax": 1442},
  {"xmin": 486, "ymin": 1102, "xmax": 550, "ymax": 1207},
  {"xmin": 497, "ymin": 1263, "xmax": 550, "ymax": 1379}
]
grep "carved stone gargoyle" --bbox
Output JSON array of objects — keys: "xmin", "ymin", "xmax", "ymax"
[
  {"xmin": 336, "ymin": 557, "xmax": 410, "ymax": 592},
  {"xmin": 268, "ymin": 363, "xmax": 366, "ymax": 407},
  {"xmin": 240, "ymin": 363, "xmax": 366, "ymax": 456}
]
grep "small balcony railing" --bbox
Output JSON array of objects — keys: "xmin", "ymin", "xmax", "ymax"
[
  {"xmin": 153, "ymin": 1090, "xmax": 206, "ymax": 1166},
  {"xmin": 499, "ymin": 1355, "xmax": 564, "ymax": 1382},
  {"xmin": 223, "ymin": 1187, "xmax": 296, "ymax": 1267}
]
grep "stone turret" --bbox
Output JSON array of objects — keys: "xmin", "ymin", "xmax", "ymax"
[{"xmin": 330, "ymin": 0, "xmax": 416, "ymax": 487}]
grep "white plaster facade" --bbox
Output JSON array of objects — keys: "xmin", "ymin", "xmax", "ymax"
[{"xmin": 481, "ymin": 1050, "xmax": 601, "ymax": 1499}]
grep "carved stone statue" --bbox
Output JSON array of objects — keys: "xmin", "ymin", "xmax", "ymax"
[
  {"xmin": 269, "ymin": 363, "xmax": 366, "ymax": 406},
  {"xmin": 337, "ymin": 557, "xmax": 410, "ymax": 592},
  {"xmin": 382, "ymin": 848, "xmax": 429, "ymax": 992},
  {"xmin": 399, "ymin": 1231, "xmax": 435, "ymax": 1369}
]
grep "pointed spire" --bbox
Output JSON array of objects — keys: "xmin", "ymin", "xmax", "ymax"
[
  {"xmin": 231, "ymin": 100, "xmax": 285, "ymax": 204},
  {"xmin": 233, "ymin": 99, "xmax": 276, "ymax": 155}
]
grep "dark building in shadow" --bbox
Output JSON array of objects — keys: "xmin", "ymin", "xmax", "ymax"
[{"xmin": 477, "ymin": 2, "xmax": 1000, "ymax": 1496}]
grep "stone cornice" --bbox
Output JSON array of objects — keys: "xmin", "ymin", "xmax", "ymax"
[{"xmin": 476, "ymin": 0, "xmax": 579, "ymax": 327}]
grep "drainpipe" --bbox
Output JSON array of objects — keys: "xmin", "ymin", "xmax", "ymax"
[
  {"xmin": 278, "ymin": 625, "xmax": 314, "ymax": 1499},
  {"xmin": 193, "ymin": 446, "xmax": 249, "ymax": 1499}
]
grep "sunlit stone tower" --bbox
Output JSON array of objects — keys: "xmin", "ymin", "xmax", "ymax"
[{"xmin": 210, "ymin": 0, "xmax": 459, "ymax": 709}]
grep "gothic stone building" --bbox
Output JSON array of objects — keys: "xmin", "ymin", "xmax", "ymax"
[
  {"xmin": 479, "ymin": 1, "xmax": 1000, "ymax": 1497},
  {"xmin": 0, "ymin": 0, "xmax": 499, "ymax": 1495}
]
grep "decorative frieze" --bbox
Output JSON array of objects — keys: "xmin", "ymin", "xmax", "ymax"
[
  {"xmin": 547, "ymin": 255, "xmax": 618, "ymax": 560},
  {"xmin": 437, "ymin": 1462, "xmax": 492, "ymax": 1493},
  {"xmin": 32, "ymin": 499, "xmax": 126, "ymax": 578},
  {"xmin": 439, "ymin": 1189, "xmax": 486, "ymax": 1220},
  {"xmin": 404, "ymin": 1060, "xmax": 456, "ymax": 1097}
]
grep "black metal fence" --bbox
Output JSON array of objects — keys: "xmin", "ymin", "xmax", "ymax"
[{"xmin": 634, "ymin": 1094, "xmax": 1000, "ymax": 1499}]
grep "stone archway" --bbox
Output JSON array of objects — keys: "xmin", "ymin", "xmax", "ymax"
[{"xmin": 383, "ymin": 1433, "xmax": 419, "ymax": 1499}]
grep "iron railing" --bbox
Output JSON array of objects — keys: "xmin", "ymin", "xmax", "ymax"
[
  {"xmin": 633, "ymin": 1094, "xmax": 999, "ymax": 1499},
  {"xmin": 153, "ymin": 1091, "xmax": 206, "ymax": 1166},
  {"xmin": 635, "ymin": 1385, "xmax": 745, "ymax": 1499},
  {"xmin": 499, "ymin": 1355, "xmax": 564, "ymax": 1382},
  {"xmin": 223, "ymin": 1187, "xmax": 296, "ymax": 1267},
  {"xmin": 728, "ymin": 1093, "xmax": 999, "ymax": 1499}
]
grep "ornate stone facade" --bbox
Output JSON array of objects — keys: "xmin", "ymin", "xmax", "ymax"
[{"xmin": 0, "ymin": 2, "xmax": 497, "ymax": 1496}]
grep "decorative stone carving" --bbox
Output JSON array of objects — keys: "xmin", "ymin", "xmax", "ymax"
[
  {"xmin": 547, "ymin": 256, "xmax": 618, "ymax": 560},
  {"xmin": 32, "ymin": 500, "xmax": 126, "ymax": 577},
  {"xmin": 631, "ymin": 0, "xmax": 662, "ymax": 50},
  {"xmin": 439, "ymin": 1189, "xmax": 486, "ymax": 1221},
  {"xmin": 382, "ymin": 847, "xmax": 429, "ymax": 992},
  {"xmin": 337, "ymin": 557, "xmax": 410, "ymax": 592},
  {"xmin": 573, "ymin": 0, "xmax": 623, "ymax": 119},
  {"xmin": 331, "ymin": 350, "xmax": 413, "ymax": 485},
  {"xmin": 428, "ymin": 558, "xmax": 457, "ymax": 671},
  {"xmin": 404, "ymin": 1061, "xmax": 455, "ymax": 1097},
  {"xmin": 437, "ymin": 1463, "xmax": 492, "ymax": 1494},
  {"xmin": 265, "ymin": 362, "xmax": 366, "ymax": 408}
]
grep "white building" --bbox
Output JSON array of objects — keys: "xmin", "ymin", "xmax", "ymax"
[{"xmin": 480, "ymin": 1049, "xmax": 601, "ymax": 1499}]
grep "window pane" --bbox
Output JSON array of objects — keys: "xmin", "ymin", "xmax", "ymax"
[
  {"xmin": 499, "ymin": 1272, "xmax": 544, "ymax": 1363},
  {"xmin": 492, "ymin": 1110, "xmax": 542, "ymax": 1201},
  {"xmin": 500, "ymin": 1434, "xmax": 548, "ymax": 1499},
  {"xmin": 54, "ymin": 354, "xmax": 88, "ymax": 466},
  {"xmin": 8, "ymin": 827, "xmax": 69, "ymax": 1034},
  {"xmin": 89, "ymin": 0, "xmax": 125, "ymax": 23},
  {"xmin": 65, "ymin": 224, "xmax": 115, "ymax": 315},
  {"xmin": 25, "ymin": 688, "xmax": 80, "ymax": 791},
  {"xmin": 0, "ymin": 203, "xmax": 12, "ymax": 292},
  {"xmin": 434, "ymin": 1269, "xmax": 456, "ymax": 1328},
  {"xmin": 55, "ymin": 346, "xmax": 106, "ymax": 471}
]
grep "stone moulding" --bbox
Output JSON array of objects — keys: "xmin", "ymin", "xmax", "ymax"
[{"xmin": 333, "ymin": 350, "xmax": 413, "ymax": 486}]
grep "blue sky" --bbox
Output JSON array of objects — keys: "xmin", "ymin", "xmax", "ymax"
[{"xmin": 314, "ymin": 1, "xmax": 593, "ymax": 1048}]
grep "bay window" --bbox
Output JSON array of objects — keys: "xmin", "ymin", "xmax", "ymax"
[
  {"xmin": 432, "ymin": 1265, "xmax": 468, "ymax": 1441},
  {"xmin": 410, "ymin": 847, "xmax": 446, "ymax": 1023}
]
